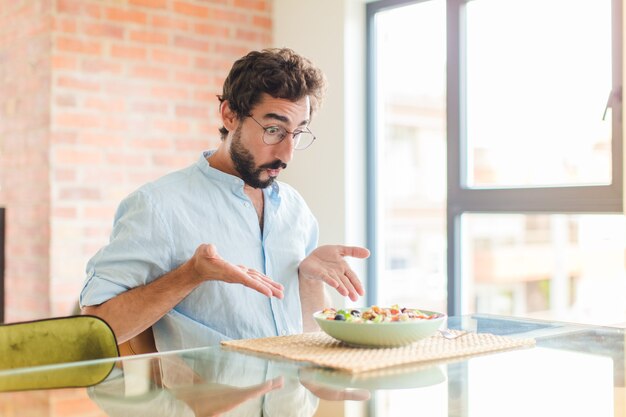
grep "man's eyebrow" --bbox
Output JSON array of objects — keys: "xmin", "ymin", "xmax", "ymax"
[{"xmin": 263, "ymin": 112, "xmax": 309, "ymax": 127}]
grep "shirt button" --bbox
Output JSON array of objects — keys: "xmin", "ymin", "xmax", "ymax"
[
  {"xmin": 281, "ymin": 330, "xmax": 287, "ymax": 336},
  {"xmin": 244, "ymin": 202, "xmax": 250, "ymax": 207}
]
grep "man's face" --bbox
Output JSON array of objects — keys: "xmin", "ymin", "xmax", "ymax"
[{"xmin": 228, "ymin": 94, "xmax": 311, "ymax": 189}]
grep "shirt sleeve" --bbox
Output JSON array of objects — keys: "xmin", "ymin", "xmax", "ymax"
[{"xmin": 80, "ymin": 190, "xmax": 174, "ymax": 307}]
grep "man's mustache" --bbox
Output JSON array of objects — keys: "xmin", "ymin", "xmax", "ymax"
[{"xmin": 260, "ymin": 160, "xmax": 287, "ymax": 170}]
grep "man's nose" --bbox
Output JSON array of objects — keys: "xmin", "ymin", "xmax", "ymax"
[{"xmin": 273, "ymin": 135, "xmax": 295, "ymax": 163}]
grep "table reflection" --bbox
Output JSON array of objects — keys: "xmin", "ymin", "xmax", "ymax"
[
  {"xmin": 89, "ymin": 350, "xmax": 319, "ymax": 417},
  {"xmin": 87, "ymin": 348, "xmax": 447, "ymax": 416}
]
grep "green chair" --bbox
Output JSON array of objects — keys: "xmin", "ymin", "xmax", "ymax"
[{"xmin": 0, "ymin": 315, "xmax": 119, "ymax": 391}]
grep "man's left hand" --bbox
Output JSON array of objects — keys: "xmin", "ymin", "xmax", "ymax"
[{"xmin": 299, "ymin": 245, "xmax": 370, "ymax": 302}]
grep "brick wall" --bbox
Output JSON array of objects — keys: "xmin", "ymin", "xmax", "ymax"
[
  {"xmin": 0, "ymin": 0, "xmax": 53, "ymax": 321},
  {"xmin": 1, "ymin": 0, "xmax": 272, "ymax": 321}
]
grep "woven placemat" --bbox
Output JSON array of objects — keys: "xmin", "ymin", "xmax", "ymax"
[{"xmin": 222, "ymin": 331, "xmax": 535, "ymax": 373}]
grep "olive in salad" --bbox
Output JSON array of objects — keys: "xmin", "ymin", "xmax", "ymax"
[{"xmin": 318, "ymin": 305, "xmax": 441, "ymax": 323}]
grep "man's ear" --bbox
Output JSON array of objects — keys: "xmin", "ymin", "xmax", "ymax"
[{"xmin": 220, "ymin": 100, "xmax": 239, "ymax": 131}]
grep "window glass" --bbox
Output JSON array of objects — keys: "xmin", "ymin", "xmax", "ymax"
[
  {"xmin": 465, "ymin": 0, "xmax": 613, "ymax": 188},
  {"xmin": 461, "ymin": 213, "xmax": 626, "ymax": 325},
  {"xmin": 374, "ymin": 0, "xmax": 447, "ymax": 312}
]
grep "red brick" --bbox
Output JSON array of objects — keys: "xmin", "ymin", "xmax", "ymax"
[
  {"xmin": 52, "ymin": 17, "xmax": 77, "ymax": 33},
  {"xmin": 101, "ymin": 117, "xmax": 132, "ymax": 131},
  {"xmin": 105, "ymin": 7, "xmax": 147, "ymax": 25},
  {"xmin": 84, "ymin": 97, "xmax": 126, "ymax": 112},
  {"xmin": 212, "ymin": 9, "xmax": 249, "ymax": 24},
  {"xmin": 215, "ymin": 42, "xmax": 253, "ymax": 57},
  {"xmin": 151, "ymin": 49, "xmax": 190, "ymax": 66},
  {"xmin": 81, "ymin": 58, "xmax": 124, "ymax": 74},
  {"xmin": 84, "ymin": 226, "xmax": 111, "ymax": 239},
  {"xmin": 233, "ymin": 0, "xmax": 269, "ymax": 11},
  {"xmin": 84, "ymin": 206, "xmax": 117, "ymax": 220},
  {"xmin": 57, "ymin": 0, "xmax": 81, "ymax": 14},
  {"xmin": 196, "ymin": 122, "xmax": 220, "ymax": 135},
  {"xmin": 105, "ymin": 81, "xmax": 153, "ymax": 96},
  {"xmin": 236, "ymin": 28, "xmax": 270, "ymax": 43},
  {"xmin": 252, "ymin": 15, "xmax": 271, "ymax": 30},
  {"xmin": 55, "ymin": 36, "xmax": 102, "ymax": 55},
  {"xmin": 54, "ymin": 113, "xmax": 102, "ymax": 129},
  {"xmin": 152, "ymin": 153, "xmax": 193, "ymax": 169},
  {"xmin": 128, "ymin": 171, "xmax": 161, "ymax": 184},
  {"xmin": 82, "ymin": 22, "xmax": 125, "ymax": 39},
  {"xmin": 54, "ymin": 168, "xmax": 77, "ymax": 181},
  {"xmin": 193, "ymin": 90, "xmax": 217, "ymax": 102},
  {"xmin": 58, "ymin": 187, "xmax": 101, "ymax": 200},
  {"xmin": 131, "ymin": 65, "xmax": 170, "ymax": 80},
  {"xmin": 78, "ymin": 133, "xmax": 125, "ymax": 147},
  {"xmin": 55, "ymin": 94, "xmax": 76, "ymax": 107},
  {"xmin": 83, "ymin": 169, "xmax": 125, "ymax": 183},
  {"xmin": 54, "ymin": 148, "xmax": 103, "ymax": 165},
  {"xmin": 131, "ymin": 138, "xmax": 173, "ymax": 150},
  {"xmin": 193, "ymin": 56, "xmax": 231, "ymax": 72},
  {"xmin": 110, "ymin": 44, "xmax": 148, "ymax": 60},
  {"xmin": 106, "ymin": 152, "xmax": 148, "ymax": 166},
  {"xmin": 176, "ymin": 105, "xmax": 209, "ymax": 118},
  {"xmin": 175, "ymin": 138, "xmax": 208, "ymax": 151},
  {"xmin": 26, "ymin": 16, "xmax": 54, "ymax": 38},
  {"xmin": 53, "ymin": 207, "xmax": 77, "ymax": 218},
  {"xmin": 150, "ymin": 85, "xmax": 189, "ymax": 100},
  {"xmin": 174, "ymin": 1, "xmax": 210, "ymax": 18},
  {"xmin": 57, "ymin": 0, "xmax": 101, "ymax": 19},
  {"xmin": 150, "ymin": 15, "xmax": 190, "ymax": 31},
  {"xmin": 50, "ymin": 132, "xmax": 77, "ymax": 145},
  {"xmin": 173, "ymin": 35, "xmax": 210, "ymax": 52},
  {"xmin": 51, "ymin": 54, "xmax": 78, "ymax": 70},
  {"xmin": 132, "ymin": 101, "xmax": 169, "ymax": 114},
  {"xmin": 129, "ymin": 0, "xmax": 168, "ymax": 9},
  {"xmin": 56, "ymin": 75, "xmax": 101, "ymax": 92},
  {"xmin": 153, "ymin": 119, "xmax": 190, "ymax": 134},
  {"xmin": 175, "ymin": 71, "xmax": 211, "ymax": 85},
  {"xmin": 194, "ymin": 23, "xmax": 229, "ymax": 37},
  {"xmin": 130, "ymin": 30, "xmax": 169, "ymax": 45}
]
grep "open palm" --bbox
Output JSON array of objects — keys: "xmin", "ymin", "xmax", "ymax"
[{"xmin": 298, "ymin": 245, "xmax": 369, "ymax": 302}]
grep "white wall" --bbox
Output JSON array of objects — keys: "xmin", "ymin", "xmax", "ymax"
[{"xmin": 273, "ymin": 0, "xmax": 368, "ymax": 304}]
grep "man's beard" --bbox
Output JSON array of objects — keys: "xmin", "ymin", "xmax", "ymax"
[{"xmin": 230, "ymin": 125, "xmax": 287, "ymax": 189}]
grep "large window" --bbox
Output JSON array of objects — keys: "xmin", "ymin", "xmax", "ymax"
[{"xmin": 367, "ymin": 0, "xmax": 624, "ymax": 324}]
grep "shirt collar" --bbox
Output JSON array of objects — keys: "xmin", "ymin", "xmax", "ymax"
[{"xmin": 198, "ymin": 150, "xmax": 282, "ymax": 204}]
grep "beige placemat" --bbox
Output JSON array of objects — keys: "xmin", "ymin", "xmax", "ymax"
[{"xmin": 222, "ymin": 331, "xmax": 535, "ymax": 373}]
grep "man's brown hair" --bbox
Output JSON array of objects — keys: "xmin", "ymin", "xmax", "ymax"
[{"xmin": 217, "ymin": 48, "xmax": 326, "ymax": 140}]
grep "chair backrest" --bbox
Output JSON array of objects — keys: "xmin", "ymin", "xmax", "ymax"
[
  {"xmin": 118, "ymin": 326, "xmax": 157, "ymax": 356},
  {"xmin": 0, "ymin": 315, "xmax": 119, "ymax": 391}
]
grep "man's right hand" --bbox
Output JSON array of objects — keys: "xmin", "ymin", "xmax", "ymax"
[{"xmin": 190, "ymin": 244, "xmax": 284, "ymax": 299}]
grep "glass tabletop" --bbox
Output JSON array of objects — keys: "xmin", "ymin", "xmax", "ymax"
[{"xmin": 0, "ymin": 314, "xmax": 624, "ymax": 417}]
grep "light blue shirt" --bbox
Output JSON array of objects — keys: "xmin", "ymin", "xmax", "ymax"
[{"xmin": 80, "ymin": 151, "xmax": 319, "ymax": 351}]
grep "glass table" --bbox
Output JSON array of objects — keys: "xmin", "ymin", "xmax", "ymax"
[{"xmin": 0, "ymin": 314, "xmax": 624, "ymax": 417}]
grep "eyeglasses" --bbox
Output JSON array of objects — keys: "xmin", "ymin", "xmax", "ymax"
[{"xmin": 247, "ymin": 115, "xmax": 316, "ymax": 150}]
